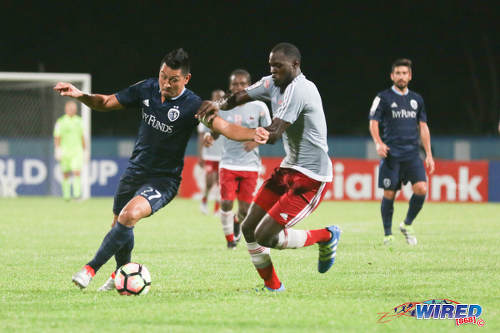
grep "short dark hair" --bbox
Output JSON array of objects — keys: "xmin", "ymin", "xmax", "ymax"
[
  {"xmin": 160, "ymin": 48, "xmax": 190, "ymax": 75},
  {"xmin": 391, "ymin": 58, "xmax": 412, "ymax": 72},
  {"xmin": 271, "ymin": 42, "xmax": 301, "ymax": 63},
  {"xmin": 229, "ymin": 69, "xmax": 251, "ymax": 84}
]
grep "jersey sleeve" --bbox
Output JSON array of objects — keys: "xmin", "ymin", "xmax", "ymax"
[
  {"xmin": 245, "ymin": 76, "xmax": 272, "ymax": 102},
  {"xmin": 368, "ymin": 94, "xmax": 385, "ymax": 121},
  {"xmin": 417, "ymin": 96, "xmax": 427, "ymax": 123},
  {"xmin": 258, "ymin": 102, "xmax": 271, "ymax": 127},
  {"xmin": 114, "ymin": 79, "xmax": 147, "ymax": 107},
  {"xmin": 273, "ymin": 81, "xmax": 305, "ymax": 123}
]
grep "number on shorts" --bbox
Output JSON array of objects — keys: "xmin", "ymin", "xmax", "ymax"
[{"xmin": 141, "ymin": 187, "xmax": 161, "ymax": 200}]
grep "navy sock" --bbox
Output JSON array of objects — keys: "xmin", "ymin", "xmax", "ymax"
[
  {"xmin": 115, "ymin": 236, "xmax": 135, "ymax": 271},
  {"xmin": 381, "ymin": 197, "xmax": 394, "ymax": 236},
  {"xmin": 404, "ymin": 194, "xmax": 425, "ymax": 225},
  {"xmin": 87, "ymin": 222, "xmax": 134, "ymax": 273}
]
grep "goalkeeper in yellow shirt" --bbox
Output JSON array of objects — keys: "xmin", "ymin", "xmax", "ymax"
[{"xmin": 53, "ymin": 101, "xmax": 86, "ymax": 200}]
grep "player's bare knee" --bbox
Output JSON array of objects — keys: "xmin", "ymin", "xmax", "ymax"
[
  {"xmin": 413, "ymin": 182, "xmax": 427, "ymax": 196},
  {"xmin": 383, "ymin": 190, "xmax": 396, "ymax": 200},
  {"xmin": 118, "ymin": 207, "xmax": 142, "ymax": 226}
]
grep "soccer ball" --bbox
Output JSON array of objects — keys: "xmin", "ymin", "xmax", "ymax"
[{"xmin": 114, "ymin": 262, "xmax": 151, "ymax": 295}]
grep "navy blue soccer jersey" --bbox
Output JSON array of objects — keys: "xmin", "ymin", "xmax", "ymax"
[
  {"xmin": 115, "ymin": 78, "xmax": 201, "ymax": 178},
  {"xmin": 369, "ymin": 86, "xmax": 427, "ymax": 159}
]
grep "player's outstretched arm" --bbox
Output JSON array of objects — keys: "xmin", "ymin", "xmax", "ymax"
[
  {"xmin": 419, "ymin": 121, "xmax": 435, "ymax": 174},
  {"xmin": 196, "ymin": 91, "xmax": 252, "ymax": 120},
  {"xmin": 219, "ymin": 90, "xmax": 252, "ymax": 110},
  {"xmin": 53, "ymin": 82, "xmax": 124, "ymax": 111},
  {"xmin": 369, "ymin": 120, "xmax": 389, "ymax": 158},
  {"xmin": 205, "ymin": 116, "xmax": 268, "ymax": 143}
]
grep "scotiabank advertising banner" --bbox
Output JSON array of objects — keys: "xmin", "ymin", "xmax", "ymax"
[
  {"xmin": 1, "ymin": 156, "xmax": 496, "ymax": 202},
  {"xmin": 180, "ymin": 157, "xmax": 492, "ymax": 203}
]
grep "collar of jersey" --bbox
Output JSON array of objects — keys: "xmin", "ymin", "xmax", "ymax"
[
  {"xmin": 391, "ymin": 85, "xmax": 409, "ymax": 96},
  {"xmin": 159, "ymin": 87, "xmax": 186, "ymax": 101}
]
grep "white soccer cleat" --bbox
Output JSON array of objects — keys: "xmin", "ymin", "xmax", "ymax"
[
  {"xmin": 98, "ymin": 276, "xmax": 116, "ymax": 291},
  {"xmin": 200, "ymin": 202, "xmax": 208, "ymax": 215},
  {"xmin": 400, "ymin": 223, "xmax": 417, "ymax": 245},
  {"xmin": 72, "ymin": 265, "xmax": 94, "ymax": 289}
]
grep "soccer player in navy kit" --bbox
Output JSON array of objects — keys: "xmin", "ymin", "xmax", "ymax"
[
  {"xmin": 369, "ymin": 58, "xmax": 435, "ymax": 245},
  {"xmin": 54, "ymin": 49, "xmax": 268, "ymax": 290}
]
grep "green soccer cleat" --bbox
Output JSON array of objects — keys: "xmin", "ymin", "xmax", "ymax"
[{"xmin": 400, "ymin": 223, "xmax": 417, "ymax": 245}]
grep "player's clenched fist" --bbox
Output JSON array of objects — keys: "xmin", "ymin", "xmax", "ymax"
[
  {"xmin": 53, "ymin": 82, "xmax": 84, "ymax": 98},
  {"xmin": 254, "ymin": 127, "xmax": 269, "ymax": 144},
  {"xmin": 195, "ymin": 101, "xmax": 219, "ymax": 121}
]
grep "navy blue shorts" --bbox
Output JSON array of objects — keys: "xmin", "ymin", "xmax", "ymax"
[
  {"xmin": 113, "ymin": 172, "xmax": 181, "ymax": 216},
  {"xmin": 378, "ymin": 155, "xmax": 427, "ymax": 191}
]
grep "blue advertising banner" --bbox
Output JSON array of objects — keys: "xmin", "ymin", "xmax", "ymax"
[
  {"xmin": 0, "ymin": 157, "xmax": 129, "ymax": 197},
  {"xmin": 488, "ymin": 161, "xmax": 500, "ymax": 202}
]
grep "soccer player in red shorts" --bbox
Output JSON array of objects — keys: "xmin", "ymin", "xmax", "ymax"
[
  {"xmin": 197, "ymin": 89, "xmax": 225, "ymax": 215},
  {"xmin": 197, "ymin": 43, "xmax": 341, "ymax": 292},
  {"xmin": 209, "ymin": 69, "xmax": 271, "ymax": 249}
]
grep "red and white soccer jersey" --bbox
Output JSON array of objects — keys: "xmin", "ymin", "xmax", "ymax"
[
  {"xmin": 246, "ymin": 74, "xmax": 333, "ymax": 226},
  {"xmin": 218, "ymin": 101, "xmax": 271, "ymax": 203},
  {"xmin": 197, "ymin": 122, "xmax": 222, "ymax": 174}
]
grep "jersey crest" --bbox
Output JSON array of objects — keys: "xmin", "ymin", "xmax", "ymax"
[
  {"xmin": 410, "ymin": 99, "xmax": 418, "ymax": 110},
  {"xmin": 168, "ymin": 107, "xmax": 180, "ymax": 122}
]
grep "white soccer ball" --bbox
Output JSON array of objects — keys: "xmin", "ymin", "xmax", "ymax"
[{"xmin": 114, "ymin": 262, "xmax": 151, "ymax": 295}]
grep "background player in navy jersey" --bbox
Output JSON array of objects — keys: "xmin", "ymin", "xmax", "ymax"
[
  {"xmin": 369, "ymin": 58, "xmax": 435, "ymax": 246},
  {"xmin": 54, "ymin": 48, "xmax": 268, "ymax": 291}
]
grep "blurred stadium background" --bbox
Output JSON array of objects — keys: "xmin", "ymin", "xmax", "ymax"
[
  {"xmin": 1, "ymin": 2, "xmax": 500, "ymax": 331},
  {"xmin": 1, "ymin": 2, "xmax": 499, "ymax": 202}
]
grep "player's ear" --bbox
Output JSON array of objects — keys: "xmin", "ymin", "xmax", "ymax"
[{"xmin": 184, "ymin": 73, "xmax": 192, "ymax": 84}]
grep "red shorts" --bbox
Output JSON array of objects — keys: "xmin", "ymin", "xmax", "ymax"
[
  {"xmin": 219, "ymin": 168, "xmax": 259, "ymax": 203},
  {"xmin": 254, "ymin": 168, "xmax": 329, "ymax": 228},
  {"xmin": 203, "ymin": 160, "xmax": 219, "ymax": 174}
]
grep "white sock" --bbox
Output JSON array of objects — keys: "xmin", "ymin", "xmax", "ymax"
[
  {"xmin": 275, "ymin": 229, "xmax": 307, "ymax": 249},
  {"xmin": 246, "ymin": 241, "xmax": 271, "ymax": 268},
  {"xmin": 220, "ymin": 210, "xmax": 234, "ymax": 236}
]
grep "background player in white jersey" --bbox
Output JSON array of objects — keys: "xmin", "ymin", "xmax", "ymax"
[
  {"xmin": 207, "ymin": 69, "xmax": 271, "ymax": 249},
  {"xmin": 197, "ymin": 89, "xmax": 225, "ymax": 215},
  {"xmin": 197, "ymin": 43, "xmax": 341, "ymax": 292}
]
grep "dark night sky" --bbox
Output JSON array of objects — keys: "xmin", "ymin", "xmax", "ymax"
[{"xmin": 1, "ymin": 1, "xmax": 499, "ymax": 136}]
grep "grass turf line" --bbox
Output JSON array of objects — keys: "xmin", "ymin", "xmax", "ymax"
[{"xmin": 1, "ymin": 197, "xmax": 499, "ymax": 332}]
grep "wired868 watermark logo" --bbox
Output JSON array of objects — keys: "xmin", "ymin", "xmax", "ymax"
[{"xmin": 377, "ymin": 299, "xmax": 485, "ymax": 327}]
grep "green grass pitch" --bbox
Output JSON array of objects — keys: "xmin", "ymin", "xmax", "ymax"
[{"xmin": 1, "ymin": 197, "xmax": 499, "ymax": 332}]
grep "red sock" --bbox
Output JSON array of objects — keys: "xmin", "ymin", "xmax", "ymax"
[
  {"xmin": 225, "ymin": 234, "xmax": 234, "ymax": 242},
  {"xmin": 257, "ymin": 264, "xmax": 281, "ymax": 289},
  {"xmin": 84, "ymin": 265, "xmax": 96, "ymax": 277},
  {"xmin": 214, "ymin": 201, "xmax": 220, "ymax": 212},
  {"xmin": 202, "ymin": 197, "xmax": 207, "ymax": 204},
  {"xmin": 304, "ymin": 228, "xmax": 332, "ymax": 246}
]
